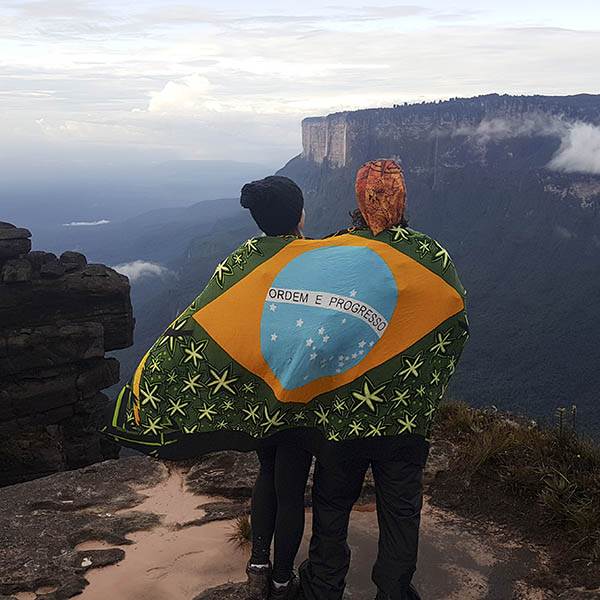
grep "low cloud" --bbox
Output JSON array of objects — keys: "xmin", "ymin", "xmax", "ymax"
[
  {"xmin": 62, "ymin": 219, "xmax": 110, "ymax": 226},
  {"xmin": 455, "ymin": 113, "xmax": 600, "ymax": 175},
  {"xmin": 548, "ymin": 123, "xmax": 600, "ymax": 175},
  {"xmin": 454, "ymin": 113, "xmax": 566, "ymax": 143},
  {"xmin": 111, "ymin": 260, "xmax": 169, "ymax": 282}
]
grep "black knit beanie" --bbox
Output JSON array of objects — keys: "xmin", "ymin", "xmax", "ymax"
[{"xmin": 240, "ymin": 175, "xmax": 304, "ymax": 236}]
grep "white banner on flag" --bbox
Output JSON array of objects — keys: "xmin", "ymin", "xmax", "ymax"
[{"xmin": 266, "ymin": 287, "xmax": 389, "ymax": 337}]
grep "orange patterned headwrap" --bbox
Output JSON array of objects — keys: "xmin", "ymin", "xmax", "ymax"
[{"xmin": 355, "ymin": 159, "xmax": 406, "ymax": 236}]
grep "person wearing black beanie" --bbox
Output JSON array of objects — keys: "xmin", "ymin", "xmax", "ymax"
[
  {"xmin": 241, "ymin": 175, "xmax": 305, "ymax": 237},
  {"xmin": 241, "ymin": 174, "xmax": 311, "ymax": 600}
]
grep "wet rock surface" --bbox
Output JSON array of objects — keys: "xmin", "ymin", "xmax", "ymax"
[
  {"xmin": 0, "ymin": 457, "xmax": 162, "ymax": 600},
  {"xmin": 1, "ymin": 448, "xmax": 594, "ymax": 600},
  {"xmin": 0, "ymin": 223, "xmax": 134, "ymax": 486}
]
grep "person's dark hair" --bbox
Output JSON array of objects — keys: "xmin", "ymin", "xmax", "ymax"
[
  {"xmin": 241, "ymin": 176, "xmax": 304, "ymax": 236},
  {"xmin": 349, "ymin": 208, "xmax": 408, "ymax": 230}
]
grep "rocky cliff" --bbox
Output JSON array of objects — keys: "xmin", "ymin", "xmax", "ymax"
[{"xmin": 0, "ymin": 222, "xmax": 134, "ymax": 486}]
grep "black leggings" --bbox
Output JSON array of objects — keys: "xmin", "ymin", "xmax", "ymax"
[{"xmin": 250, "ymin": 445, "xmax": 312, "ymax": 582}]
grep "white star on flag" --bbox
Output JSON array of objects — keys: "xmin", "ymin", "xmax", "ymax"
[
  {"xmin": 341, "ymin": 318, "xmax": 347, "ymax": 324},
  {"xmin": 296, "ymin": 319, "xmax": 304, "ymax": 327},
  {"xmin": 345, "ymin": 356, "xmax": 350, "ymax": 361},
  {"xmin": 271, "ymin": 333, "xmax": 278, "ymax": 341},
  {"xmin": 310, "ymin": 353, "xmax": 317, "ymax": 360},
  {"xmin": 318, "ymin": 327, "xmax": 325, "ymax": 335},
  {"xmin": 269, "ymin": 304, "xmax": 277, "ymax": 312},
  {"xmin": 306, "ymin": 338, "xmax": 313, "ymax": 347},
  {"xmin": 338, "ymin": 361, "xmax": 344, "ymax": 367},
  {"xmin": 358, "ymin": 340, "xmax": 366, "ymax": 348},
  {"xmin": 352, "ymin": 353, "xmax": 358, "ymax": 359},
  {"xmin": 336, "ymin": 368, "xmax": 341, "ymax": 373},
  {"xmin": 322, "ymin": 335, "xmax": 329, "ymax": 343},
  {"xmin": 369, "ymin": 341, "xmax": 375, "ymax": 347},
  {"xmin": 350, "ymin": 289, "xmax": 357, "ymax": 297},
  {"xmin": 338, "ymin": 355, "xmax": 344, "ymax": 361},
  {"xmin": 359, "ymin": 350, "xmax": 364, "ymax": 355}
]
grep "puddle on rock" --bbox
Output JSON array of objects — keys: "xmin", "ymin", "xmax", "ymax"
[
  {"xmin": 78, "ymin": 519, "xmax": 247, "ymax": 599},
  {"xmin": 114, "ymin": 463, "xmax": 223, "ymax": 527}
]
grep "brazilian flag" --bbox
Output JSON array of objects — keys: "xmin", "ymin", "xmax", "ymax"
[{"xmin": 102, "ymin": 227, "xmax": 468, "ymax": 459}]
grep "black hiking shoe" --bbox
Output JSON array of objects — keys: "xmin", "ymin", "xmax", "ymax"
[
  {"xmin": 269, "ymin": 573, "xmax": 300, "ymax": 600},
  {"xmin": 245, "ymin": 561, "xmax": 271, "ymax": 600}
]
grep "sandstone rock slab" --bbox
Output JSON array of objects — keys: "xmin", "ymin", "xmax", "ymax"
[
  {"xmin": 0, "ymin": 238, "xmax": 31, "ymax": 260},
  {"xmin": 0, "ymin": 457, "xmax": 163, "ymax": 600},
  {"xmin": 0, "ymin": 227, "xmax": 31, "ymax": 240}
]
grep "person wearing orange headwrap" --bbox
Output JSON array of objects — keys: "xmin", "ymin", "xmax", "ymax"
[
  {"xmin": 354, "ymin": 159, "xmax": 407, "ymax": 235},
  {"xmin": 300, "ymin": 159, "xmax": 462, "ymax": 600}
]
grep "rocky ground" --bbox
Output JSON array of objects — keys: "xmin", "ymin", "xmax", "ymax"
[{"xmin": 1, "ymin": 446, "xmax": 598, "ymax": 600}]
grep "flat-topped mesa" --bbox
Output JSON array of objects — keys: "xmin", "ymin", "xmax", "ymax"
[
  {"xmin": 0, "ymin": 223, "xmax": 134, "ymax": 487},
  {"xmin": 300, "ymin": 93, "xmax": 600, "ymax": 168}
]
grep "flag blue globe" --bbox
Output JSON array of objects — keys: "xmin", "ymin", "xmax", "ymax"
[{"xmin": 260, "ymin": 246, "xmax": 398, "ymax": 390}]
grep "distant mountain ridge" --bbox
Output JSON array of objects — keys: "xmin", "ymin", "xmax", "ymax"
[
  {"xmin": 278, "ymin": 93, "xmax": 600, "ymax": 434},
  {"xmin": 2, "ymin": 159, "xmax": 273, "ymax": 229}
]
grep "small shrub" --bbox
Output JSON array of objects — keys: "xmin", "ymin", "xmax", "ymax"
[
  {"xmin": 435, "ymin": 400, "xmax": 486, "ymax": 435},
  {"xmin": 228, "ymin": 514, "xmax": 252, "ymax": 549}
]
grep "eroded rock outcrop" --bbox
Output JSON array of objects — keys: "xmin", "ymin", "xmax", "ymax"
[{"xmin": 0, "ymin": 222, "xmax": 134, "ymax": 486}]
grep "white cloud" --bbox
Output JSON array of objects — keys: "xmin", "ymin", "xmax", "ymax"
[
  {"xmin": 111, "ymin": 260, "xmax": 169, "ymax": 282},
  {"xmin": 148, "ymin": 74, "xmax": 214, "ymax": 113},
  {"xmin": 455, "ymin": 114, "xmax": 600, "ymax": 175},
  {"xmin": 62, "ymin": 219, "xmax": 110, "ymax": 226},
  {"xmin": 548, "ymin": 123, "xmax": 600, "ymax": 175},
  {"xmin": 454, "ymin": 113, "xmax": 567, "ymax": 143}
]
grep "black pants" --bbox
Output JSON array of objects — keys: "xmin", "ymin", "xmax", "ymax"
[
  {"xmin": 299, "ymin": 456, "xmax": 424, "ymax": 600},
  {"xmin": 250, "ymin": 445, "xmax": 312, "ymax": 582}
]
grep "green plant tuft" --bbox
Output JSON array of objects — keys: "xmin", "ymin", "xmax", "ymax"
[{"xmin": 227, "ymin": 513, "xmax": 253, "ymax": 549}]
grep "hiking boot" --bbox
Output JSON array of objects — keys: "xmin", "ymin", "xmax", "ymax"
[
  {"xmin": 245, "ymin": 561, "xmax": 271, "ymax": 600},
  {"xmin": 269, "ymin": 573, "xmax": 300, "ymax": 600}
]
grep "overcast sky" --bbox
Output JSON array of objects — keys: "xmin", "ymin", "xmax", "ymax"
[{"xmin": 1, "ymin": 0, "xmax": 599, "ymax": 171}]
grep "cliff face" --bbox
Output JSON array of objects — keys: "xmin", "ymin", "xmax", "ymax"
[
  {"xmin": 302, "ymin": 114, "xmax": 349, "ymax": 166},
  {"xmin": 0, "ymin": 222, "xmax": 134, "ymax": 486}
]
